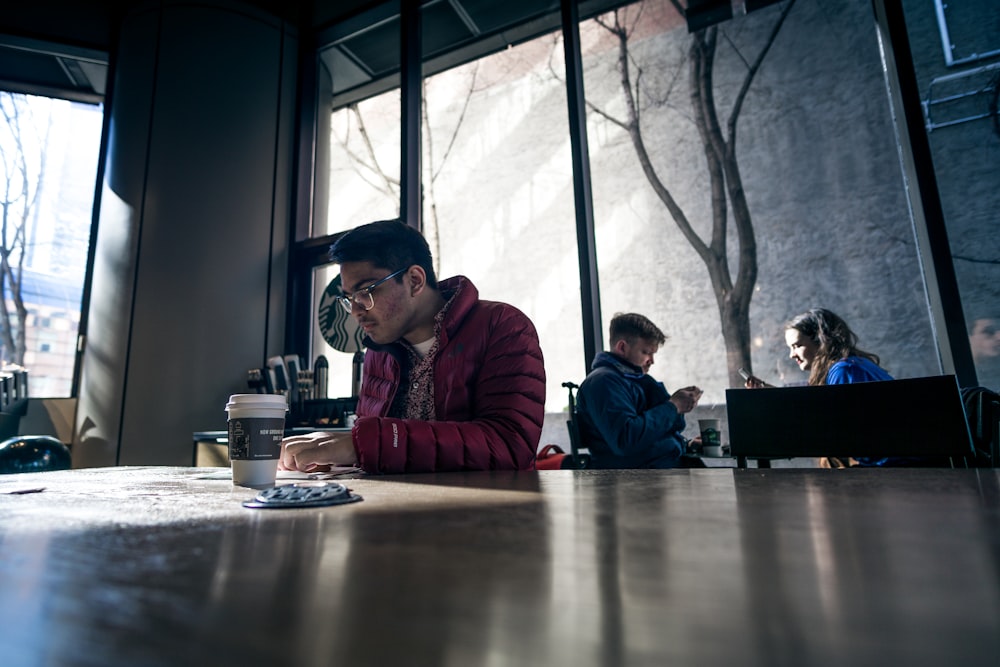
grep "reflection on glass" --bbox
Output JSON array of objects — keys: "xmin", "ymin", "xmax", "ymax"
[
  {"xmin": 582, "ymin": 0, "xmax": 938, "ymax": 403},
  {"xmin": 968, "ymin": 317, "xmax": 1000, "ymax": 389}
]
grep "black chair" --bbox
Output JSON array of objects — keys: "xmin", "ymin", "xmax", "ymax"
[
  {"xmin": 0, "ymin": 435, "xmax": 71, "ymax": 474},
  {"xmin": 961, "ymin": 386, "xmax": 1000, "ymax": 468},
  {"xmin": 561, "ymin": 381, "xmax": 591, "ymax": 469},
  {"xmin": 726, "ymin": 375, "xmax": 976, "ymax": 468}
]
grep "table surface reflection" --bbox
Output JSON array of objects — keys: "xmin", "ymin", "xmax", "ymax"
[{"xmin": 1, "ymin": 466, "xmax": 998, "ymax": 667}]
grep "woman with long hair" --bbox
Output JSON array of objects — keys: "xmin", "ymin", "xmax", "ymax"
[
  {"xmin": 783, "ymin": 308, "xmax": 892, "ymax": 386},
  {"xmin": 746, "ymin": 308, "xmax": 896, "ymax": 467}
]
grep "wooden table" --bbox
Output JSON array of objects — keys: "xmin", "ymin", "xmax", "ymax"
[{"xmin": 1, "ymin": 466, "xmax": 997, "ymax": 666}]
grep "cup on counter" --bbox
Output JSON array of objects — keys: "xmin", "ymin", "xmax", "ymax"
[
  {"xmin": 225, "ymin": 394, "xmax": 288, "ymax": 488},
  {"xmin": 698, "ymin": 418, "xmax": 723, "ymax": 457}
]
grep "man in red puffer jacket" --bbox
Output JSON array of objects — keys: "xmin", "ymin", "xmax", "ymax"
[{"xmin": 280, "ymin": 220, "xmax": 546, "ymax": 474}]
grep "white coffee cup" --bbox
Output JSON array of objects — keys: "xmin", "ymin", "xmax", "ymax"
[
  {"xmin": 698, "ymin": 418, "xmax": 722, "ymax": 448},
  {"xmin": 225, "ymin": 394, "xmax": 288, "ymax": 488},
  {"xmin": 702, "ymin": 445, "xmax": 724, "ymax": 457}
]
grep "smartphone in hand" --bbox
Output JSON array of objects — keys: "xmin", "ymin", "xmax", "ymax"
[{"xmin": 739, "ymin": 367, "xmax": 769, "ymax": 388}]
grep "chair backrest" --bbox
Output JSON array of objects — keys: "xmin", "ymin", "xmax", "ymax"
[
  {"xmin": 561, "ymin": 381, "xmax": 589, "ymax": 469},
  {"xmin": 961, "ymin": 386, "xmax": 1000, "ymax": 467},
  {"xmin": 726, "ymin": 375, "xmax": 976, "ymax": 466}
]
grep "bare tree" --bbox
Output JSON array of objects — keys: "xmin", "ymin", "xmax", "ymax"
[
  {"xmin": 332, "ymin": 102, "xmax": 402, "ymax": 204},
  {"xmin": 592, "ymin": 0, "xmax": 796, "ymax": 386},
  {"xmin": 330, "ymin": 65, "xmax": 478, "ymax": 276},
  {"xmin": 0, "ymin": 92, "xmax": 50, "ymax": 365},
  {"xmin": 422, "ymin": 62, "xmax": 479, "ymax": 273}
]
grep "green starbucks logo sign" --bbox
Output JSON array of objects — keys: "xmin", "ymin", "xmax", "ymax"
[{"xmin": 318, "ymin": 274, "xmax": 365, "ymax": 353}]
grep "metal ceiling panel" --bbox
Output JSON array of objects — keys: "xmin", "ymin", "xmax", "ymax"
[
  {"xmin": 339, "ymin": 16, "xmax": 401, "ymax": 77},
  {"xmin": 421, "ymin": 1, "xmax": 475, "ymax": 57},
  {"xmin": 458, "ymin": 0, "xmax": 560, "ymax": 34},
  {"xmin": 0, "ymin": 35, "xmax": 106, "ymax": 103},
  {"xmin": 321, "ymin": 0, "xmax": 638, "ymax": 107}
]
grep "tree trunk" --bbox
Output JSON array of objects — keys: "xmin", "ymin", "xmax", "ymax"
[{"xmin": 600, "ymin": 2, "xmax": 796, "ymax": 387}]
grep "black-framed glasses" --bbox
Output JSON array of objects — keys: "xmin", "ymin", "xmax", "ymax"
[{"xmin": 336, "ymin": 268, "xmax": 406, "ymax": 313}]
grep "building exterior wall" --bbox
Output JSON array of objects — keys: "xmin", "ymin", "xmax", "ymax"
[{"xmin": 901, "ymin": 0, "xmax": 1000, "ymax": 388}]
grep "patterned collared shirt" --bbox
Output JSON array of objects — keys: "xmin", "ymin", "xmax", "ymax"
[{"xmin": 388, "ymin": 289, "xmax": 457, "ymax": 420}]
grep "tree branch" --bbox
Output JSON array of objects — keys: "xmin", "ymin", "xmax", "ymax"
[
  {"xmin": 350, "ymin": 104, "xmax": 399, "ymax": 196},
  {"xmin": 432, "ymin": 61, "xmax": 478, "ymax": 182},
  {"xmin": 608, "ymin": 10, "xmax": 710, "ymax": 261},
  {"xmin": 727, "ymin": 0, "xmax": 797, "ymax": 147}
]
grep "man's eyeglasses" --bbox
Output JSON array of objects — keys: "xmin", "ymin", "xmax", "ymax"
[{"xmin": 337, "ymin": 268, "xmax": 406, "ymax": 313}]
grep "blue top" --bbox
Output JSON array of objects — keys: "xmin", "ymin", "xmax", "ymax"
[
  {"xmin": 825, "ymin": 356, "xmax": 899, "ymax": 466},
  {"xmin": 575, "ymin": 352, "xmax": 686, "ymax": 469},
  {"xmin": 825, "ymin": 356, "xmax": 893, "ymax": 385}
]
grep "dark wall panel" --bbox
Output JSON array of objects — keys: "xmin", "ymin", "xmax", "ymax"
[{"xmin": 75, "ymin": 1, "xmax": 297, "ymax": 466}]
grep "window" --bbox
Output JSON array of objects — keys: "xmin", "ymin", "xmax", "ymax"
[
  {"xmin": 901, "ymin": 0, "xmax": 1000, "ymax": 389},
  {"xmin": 306, "ymin": 18, "xmax": 403, "ymax": 399},
  {"xmin": 581, "ymin": 0, "xmax": 939, "ymax": 399},
  {"xmin": 323, "ymin": 90, "xmax": 401, "ymax": 235},
  {"xmin": 311, "ymin": 88, "xmax": 402, "ymax": 399},
  {"xmin": 297, "ymin": 0, "xmax": 977, "ymax": 425},
  {"xmin": 0, "ymin": 91, "xmax": 102, "ymax": 397},
  {"xmin": 310, "ymin": 19, "xmax": 583, "ymax": 409},
  {"xmin": 421, "ymin": 34, "xmax": 582, "ymax": 409}
]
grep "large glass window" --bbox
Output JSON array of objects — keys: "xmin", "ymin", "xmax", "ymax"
[
  {"xmin": 899, "ymin": 0, "xmax": 1000, "ymax": 390},
  {"xmin": 311, "ymin": 25, "xmax": 401, "ymax": 399},
  {"xmin": 314, "ymin": 89, "xmax": 401, "ymax": 399},
  {"xmin": 581, "ymin": 0, "xmax": 939, "ymax": 404},
  {"xmin": 0, "ymin": 92, "xmax": 101, "ymax": 397},
  {"xmin": 311, "ymin": 22, "xmax": 583, "ymax": 410},
  {"xmin": 421, "ymin": 34, "xmax": 582, "ymax": 410},
  {"xmin": 324, "ymin": 90, "xmax": 401, "ymax": 235},
  {"xmin": 301, "ymin": 0, "xmax": 971, "ymax": 439}
]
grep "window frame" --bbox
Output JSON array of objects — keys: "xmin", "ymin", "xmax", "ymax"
[{"xmin": 287, "ymin": 0, "xmax": 981, "ymax": 389}]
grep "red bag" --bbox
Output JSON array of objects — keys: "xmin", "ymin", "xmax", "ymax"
[{"xmin": 535, "ymin": 444, "xmax": 570, "ymax": 470}]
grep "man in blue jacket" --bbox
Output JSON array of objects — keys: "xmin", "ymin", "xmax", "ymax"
[{"xmin": 576, "ymin": 313, "xmax": 703, "ymax": 469}]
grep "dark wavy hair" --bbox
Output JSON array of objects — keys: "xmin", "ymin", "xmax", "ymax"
[
  {"xmin": 329, "ymin": 219, "xmax": 438, "ymax": 289},
  {"xmin": 609, "ymin": 312, "xmax": 667, "ymax": 346},
  {"xmin": 786, "ymin": 308, "xmax": 881, "ymax": 386}
]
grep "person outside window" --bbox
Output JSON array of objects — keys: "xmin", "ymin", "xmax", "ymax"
[
  {"xmin": 575, "ymin": 312, "xmax": 704, "ymax": 469},
  {"xmin": 280, "ymin": 219, "xmax": 546, "ymax": 474},
  {"xmin": 968, "ymin": 316, "xmax": 1000, "ymax": 389}
]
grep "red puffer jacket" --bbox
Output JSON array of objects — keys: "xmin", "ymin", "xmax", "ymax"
[{"xmin": 352, "ymin": 276, "xmax": 546, "ymax": 473}]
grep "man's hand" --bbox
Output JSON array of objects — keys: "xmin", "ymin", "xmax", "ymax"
[
  {"xmin": 669, "ymin": 386, "xmax": 703, "ymax": 414},
  {"xmin": 279, "ymin": 431, "xmax": 358, "ymax": 472}
]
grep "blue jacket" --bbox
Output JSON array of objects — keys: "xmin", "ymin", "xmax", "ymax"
[
  {"xmin": 826, "ymin": 356, "xmax": 893, "ymax": 385},
  {"xmin": 576, "ymin": 352, "xmax": 686, "ymax": 469}
]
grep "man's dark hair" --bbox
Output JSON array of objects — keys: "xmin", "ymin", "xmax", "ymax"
[
  {"xmin": 329, "ymin": 219, "xmax": 438, "ymax": 288},
  {"xmin": 609, "ymin": 312, "xmax": 666, "ymax": 346}
]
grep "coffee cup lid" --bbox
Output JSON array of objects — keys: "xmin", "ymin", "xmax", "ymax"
[{"xmin": 225, "ymin": 394, "xmax": 288, "ymax": 411}]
